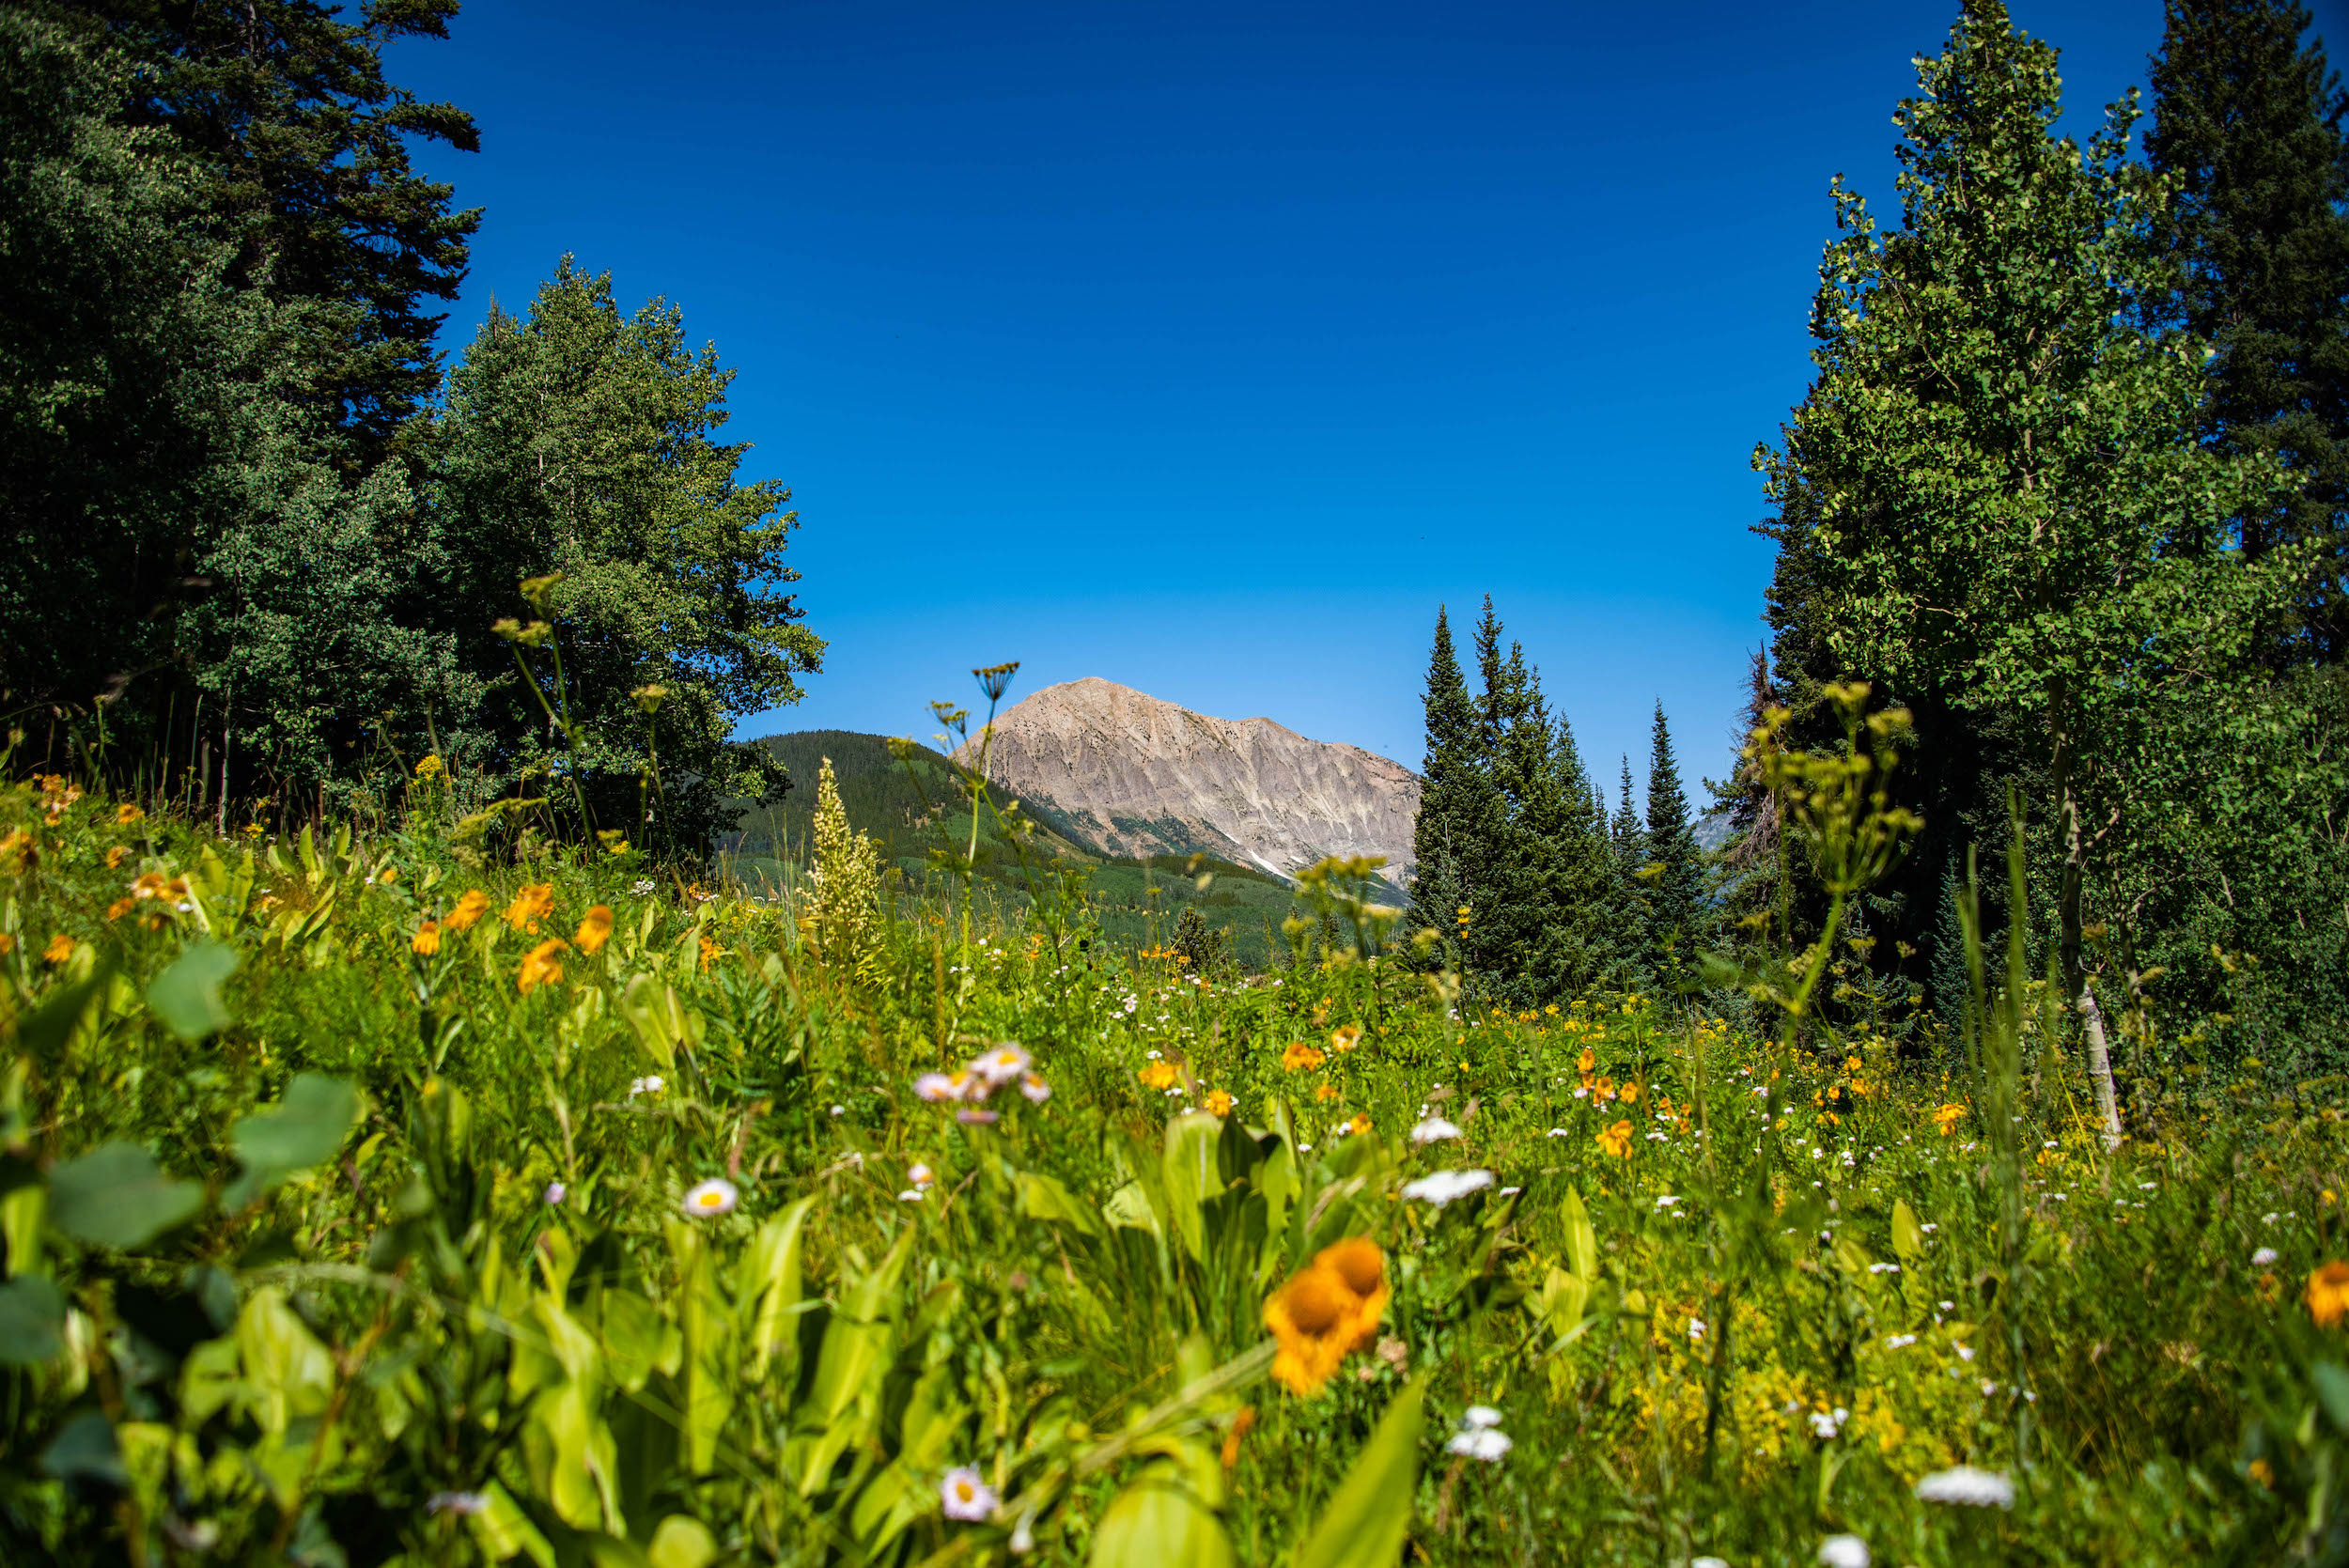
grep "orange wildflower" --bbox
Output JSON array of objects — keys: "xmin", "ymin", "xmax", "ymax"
[
  {"xmin": 105, "ymin": 846, "xmax": 130, "ymax": 869},
  {"xmin": 42, "ymin": 934, "xmax": 72, "ymax": 964},
  {"xmin": 1330, "ymin": 1023, "xmax": 1362, "ymax": 1053},
  {"xmin": 1281, "ymin": 1041, "xmax": 1326, "ymax": 1072},
  {"xmin": 116, "ymin": 803, "xmax": 144, "ymax": 825},
  {"xmin": 1596, "ymin": 1119, "xmax": 1633, "ymax": 1159},
  {"xmin": 412, "ymin": 922, "xmax": 442, "ymax": 956},
  {"xmin": 1315, "ymin": 1081, "xmax": 1342, "ymax": 1103},
  {"xmin": 0, "ymin": 829, "xmax": 33, "ymax": 873},
  {"xmin": 698, "ymin": 936, "xmax": 721, "ymax": 970},
  {"xmin": 1264, "ymin": 1237, "xmax": 1387, "ymax": 1396},
  {"xmin": 1933, "ymin": 1103, "xmax": 1966, "ymax": 1137},
  {"xmin": 2308, "ymin": 1262, "xmax": 2349, "ymax": 1329},
  {"xmin": 1620, "ymin": 1081, "xmax": 1641, "ymax": 1105},
  {"xmin": 503, "ymin": 882, "xmax": 555, "ymax": 933},
  {"xmin": 1220, "ymin": 1405, "xmax": 1256, "ymax": 1470},
  {"xmin": 517, "ymin": 938, "xmax": 568, "ymax": 995},
  {"xmin": 1577, "ymin": 1047, "xmax": 1595, "ymax": 1074},
  {"xmin": 443, "ymin": 889, "xmax": 490, "ymax": 932},
  {"xmin": 1139, "ymin": 1060, "xmax": 1180, "ymax": 1091},
  {"xmin": 1205, "ymin": 1089, "xmax": 1236, "ymax": 1117},
  {"xmin": 105, "ymin": 898, "xmax": 134, "ymax": 922},
  {"xmin": 574, "ymin": 904, "xmax": 614, "ymax": 955},
  {"xmin": 0, "ymin": 934, "xmax": 12, "ymax": 955}
]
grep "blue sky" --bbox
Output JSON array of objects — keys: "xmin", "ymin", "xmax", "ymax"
[{"xmin": 393, "ymin": 0, "xmax": 2179, "ymax": 800}]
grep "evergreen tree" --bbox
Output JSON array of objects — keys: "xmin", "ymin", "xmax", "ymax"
[
  {"xmin": 1408, "ymin": 606, "xmax": 1487, "ymax": 963},
  {"xmin": 1642, "ymin": 702, "xmax": 1707, "ymax": 980},
  {"xmin": 63, "ymin": 0, "xmax": 483, "ymax": 467},
  {"xmin": 1610, "ymin": 756, "xmax": 1650, "ymax": 979},
  {"xmin": 2147, "ymin": 0, "xmax": 2349, "ymax": 661}
]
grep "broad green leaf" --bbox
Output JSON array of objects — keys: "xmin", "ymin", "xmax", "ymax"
[
  {"xmin": 1291, "ymin": 1377, "xmax": 1426, "ymax": 1568},
  {"xmin": 11, "ymin": 967, "xmax": 108, "ymax": 1063},
  {"xmin": 0, "ymin": 1275, "xmax": 65, "ymax": 1363},
  {"xmin": 1162, "ymin": 1112, "xmax": 1225, "ymax": 1264},
  {"xmin": 2314, "ymin": 1361, "xmax": 2349, "ymax": 1436},
  {"xmin": 647, "ymin": 1517, "xmax": 716, "ymax": 1568},
  {"xmin": 146, "ymin": 941, "xmax": 239, "ymax": 1042},
  {"xmin": 49, "ymin": 1142, "xmax": 203, "ymax": 1249},
  {"xmin": 469, "ymin": 1482, "xmax": 556, "ymax": 1568},
  {"xmin": 222, "ymin": 1073, "xmax": 361, "ymax": 1210},
  {"xmin": 40, "ymin": 1409, "xmax": 125, "ymax": 1485},
  {"xmin": 1089, "ymin": 1461, "xmax": 1237, "ymax": 1568},
  {"xmin": 1890, "ymin": 1199, "xmax": 1925, "ymax": 1271},
  {"xmin": 1019, "ymin": 1171, "xmax": 1099, "ymax": 1234},
  {"xmin": 1562, "ymin": 1187, "xmax": 1597, "ymax": 1282}
]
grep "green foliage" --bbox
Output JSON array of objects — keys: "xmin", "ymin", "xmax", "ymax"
[
  {"xmin": 428, "ymin": 261, "xmax": 824, "ymax": 852},
  {"xmin": 0, "ymin": 771, "xmax": 2340, "ymax": 1566},
  {"xmin": 2147, "ymin": 0, "xmax": 2349, "ymax": 661},
  {"xmin": 806, "ymin": 757, "xmax": 882, "ymax": 980},
  {"xmin": 1748, "ymin": 0, "xmax": 2349, "ymax": 1063}
]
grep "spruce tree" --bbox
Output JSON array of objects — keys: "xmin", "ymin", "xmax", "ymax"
[
  {"xmin": 2148, "ymin": 0, "xmax": 2349, "ymax": 661},
  {"xmin": 1642, "ymin": 703, "xmax": 1707, "ymax": 981},
  {"xmin": 1409, "ymin": 606, "xmax": 1487, "ymax": 963},
  {"xmin": 1610, "ymin": 757, "xmax": 1651, "ymax": 982}
]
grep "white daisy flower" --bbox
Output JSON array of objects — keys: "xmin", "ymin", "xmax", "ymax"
[
  {"xmin": 909, "ymin": 1162, "xmax": 935, "ymax": 1191},
  {"xmin": 2254, "ymin": 1247, "xmax": 2279, "ymax": 1266},
  {"xmin": 972, "ymin": 1043, "xmax": 1032, "ymax": 1085},
  {"xmin": 682, "ymin": 1177, "xmax": 738, "ymax": 1218},
  {"xmin": 941, "ymin": 1466, "xmax": 997, "ymax": 1521},
  {"xmin": 1461, "ymin": 1405, "xmax": 1502, "ymax": 1430}
]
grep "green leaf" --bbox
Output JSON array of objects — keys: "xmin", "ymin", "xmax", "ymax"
[
  {"xmin": 145, "ymin": 941, "xmax": 239, "ymax": 1042},
  {"xmin": 0, "ymin": 1275, "xmax": 66, "ymax": 1364},
  {"xmin": 10, "ymin": 966, "xmax": 109, "ymax": 1063},
  {"xmin": 48, "ymin": 1142, "xmax": 203, "ymax": 1249},
  {"xmin": 1891, "ymin": 1199, "xmax": 1926, "ymax": 1271},
  {"xmin": 1291, "ymin": 1377, "xmax": 1426, "ymax": 1568},
  {"xmin": 1089, "ymin": 1461, "xmax": 1237, "ymax": 1568},
  {"xmin": 1018, "ymin": 1171, "xmax": 1100, "ymax": 1234},
  {"xmin": 2313, "ymin": 1360, "xmax": 2349, "ymax": 1436},
  {"xmin": 222, "ymin": 1073, "xmax": 361, "ymax": 1211},
  {"xmin": 40, "ymin": 1409, "xmax": 124, "ymax": 1485},
  {"xmin": 647, "ymin": 1517, "xmax": 716, "ymax": 1568},
  {"xmin": 1561, "ymin": 1187, "xmax": 1597, "ymax": 1282}
]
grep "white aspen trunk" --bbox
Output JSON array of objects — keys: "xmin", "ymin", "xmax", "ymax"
[{"xmin": 2077, "ymin": 984, "xmax": 2122, "ymax": 1151}]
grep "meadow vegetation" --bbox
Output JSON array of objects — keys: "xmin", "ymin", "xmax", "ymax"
[{"xmin": 2, "ymin": 737, "xmax": 2345, "ymax": 1567}]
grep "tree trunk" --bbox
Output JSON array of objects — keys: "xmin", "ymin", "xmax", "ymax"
[
  {"xmin": 2050, "ymin": 707, "xmax": 2123, "ymax": 1149},
  {"xmin": 2077, "ymin": 985, "xmax": 2123, "ymax": 1150}
]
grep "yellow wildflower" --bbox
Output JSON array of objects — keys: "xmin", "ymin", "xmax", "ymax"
[
  {"xmin": 574, "ymin": 904, "xmax": 614, "ymax": 955},
  {"xmin": 517, "ymin": 938, "xmax": 568, "ymax": 995},
  {"xmin": 2308, "ymin": 1262, "xmax": 2349, "ymax": 1329},
  {"xmin": 412, "ymin": 922, "xmax": 442, "ymax": 956},
  {"xmin": 503, "ymin": 882, "xmax": 555, "ymax": 933},
  {"xmin": 1577, "ymin": 1047, "xmax": 1595, "ymax": 1075},
  {"xmin": 116, "ymin": 802, "xmax": 144, "ymax": 825},
  {"xmin": 1282, "ymin": 1041, "xmax": 1326, "ymax": 1072},
  {"xmin": 42, "ymin": 933, "xmax": 72, "ymax": 965},
  {"xmin": 1933, "ymin": 1103, "xmax": 1966, "ymax": 1137},
  {"xmin": 105, "ymin": 846, "xmax": 130, "ymax": 869},
  {"xmin": 1139, "ymin": 1060, "xmax": 1180, "ymax": 1091},
  {"xmin": 1315, "ymin": 1081, "xmax": 1341, "ymax": 1103},
  {"xmin": 444, "ymin": 889, "xmax": 490, "ymax": 932},
  {"xmin": 1346, "ymin": 1112, "xmax": 1371, "ymax": 1137},
  {"xmin": 1596, "ymin": 1119, "xmax": 1633, "ymax": 1159},
  {"xmin": 1263, "ymin": 1238, "xmax": 1387, "ymax": 1396},
  {"xmin": 1205, "ymin": 1089, "xmax": 1236, "ymax": 1117},
  {"xmin": 1330, "ymin": 1023, "xmax": 1362, "ymax": 1053},
  {"xmin": 413, "ymin": 753, "xmax": 444, "ymax": 781},
  {"xmin": 698, "ymin": 936, "xmax": 720, "ymax": 970}
]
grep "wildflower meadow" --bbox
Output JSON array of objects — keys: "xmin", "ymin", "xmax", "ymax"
[{"xmin": 0, "ymin": 754, "xmax": 2342, "ymax": 1568}]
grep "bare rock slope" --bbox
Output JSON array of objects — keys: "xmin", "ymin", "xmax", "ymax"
[{"xmin": 959, "ymin": 677, "xmax": 1420, "ymax": 886}]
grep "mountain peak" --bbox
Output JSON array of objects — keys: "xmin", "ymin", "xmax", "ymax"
[{"xmin": 959, "ymin": 679, "xmax": 1419, "ymax": 883}]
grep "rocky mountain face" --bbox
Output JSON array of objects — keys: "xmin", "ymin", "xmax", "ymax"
[{"xmin": 957, "ymin": 677, "xmax": 1421, "ymax": 889}]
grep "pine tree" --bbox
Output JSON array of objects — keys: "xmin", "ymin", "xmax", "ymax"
[
  {"xmin": 1409, "ymin": 606, "xmax": 1488, "ymax": 964},
  {"xmin": 2148, "ymin": 0, "xmax": 2349, "ymax": 661},
  {"xmin": 1642, "ymin": 703, "xmax": 1707, "ymax": 981}
]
